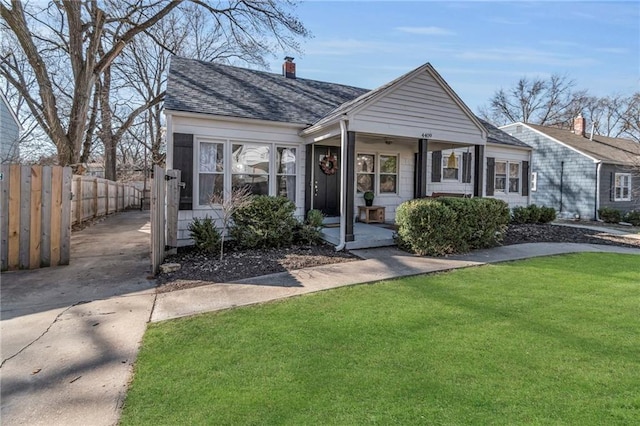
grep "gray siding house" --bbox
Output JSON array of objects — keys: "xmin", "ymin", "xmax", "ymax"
[
  {"xmin": 501, "ymin": 117, "xmax": 640, "ymax": 220},
  {"xmin": 165, "ymin": 57, "xmax": 531, "ymax": 248},
  {"xmin": 0, "ymin": 92, "xmax": 21, "ymax": 163}
]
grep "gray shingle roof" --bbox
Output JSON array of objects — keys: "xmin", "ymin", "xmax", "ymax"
[
  {"xmin": 165, "ymin": 56, "xmax": 528, "ymax": 150},
  {"xmin": 526, "ymin": 123, "xmax": 640, "ymax": 165},
  {"xmin": 477, "ymin": 118, "xmax": 531, "ymax": 148},
  {"xmin": 165, "ymin": 56, "xmax": 369, "ymax": 125}
]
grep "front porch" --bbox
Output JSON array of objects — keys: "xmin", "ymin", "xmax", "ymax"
[{"xmin": 321, "ymin": 222, "xmax": 396, "ymax": 250}]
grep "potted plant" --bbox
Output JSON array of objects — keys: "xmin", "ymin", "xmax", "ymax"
[{"xmin": 363, "ymin": 191, "xmax": 375, "ymax": 207}]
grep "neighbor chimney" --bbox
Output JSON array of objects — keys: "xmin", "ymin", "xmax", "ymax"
[
  {"xmin": 283, "ymin": 56, "xmax": 296, "ymax": 79},
  {"xmin": 574, "ymin": 114, "xmax": 585, "ymax": 137}
]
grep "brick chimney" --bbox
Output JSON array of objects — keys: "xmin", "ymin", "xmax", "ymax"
[
  {"xmin": 283, "ymin": 56, "xmax": 296, "ymax": 79},
  {"xmin": 573, "ymin": 114, "xmax": 585, "ymax": 137}
]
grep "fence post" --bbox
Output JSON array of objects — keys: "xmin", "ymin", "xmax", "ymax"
[
  {"xmin": 166, "ymin": 170, "xmax": 180, "ymax": 255},
  {"xmin": 93, "ymin": 177, "xmax": 98, "ymax": 218},
  {"xmin": 75, "ymin": 176, "xmax": 82, "ymax": 225}
]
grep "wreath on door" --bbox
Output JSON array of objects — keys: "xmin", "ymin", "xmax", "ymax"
[{"xmin": 319, "ymin": 152, "xmax": 338, "ymax": 175}]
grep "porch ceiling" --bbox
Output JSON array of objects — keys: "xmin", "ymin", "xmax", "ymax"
[{"xmin": 305, "ymin": 131, "xmax": 477, "ymax": 150}]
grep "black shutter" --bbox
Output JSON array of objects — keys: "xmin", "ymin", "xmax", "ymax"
[
  {"xmin": 173, "ymin": 133, "xmax": 194, "ymax": 210},
  {"xmin": 413, "ymin": 153, "xmax": 419, "ymax": 198},
  {"xmin": 486, "ymin": 157, "xmax": 495, "ymax": 196},
  {"xmin": 522, "ymin": 161, "xmax": 530, "ymax": 196},
  {"xmin": 432, "ymin": 151, "xmax": 442, "ymax": 183},
  {"xmin": 610, "ymin": 172, "xmax": 615, "ymax": 201},
  {"xmin": 462, "ymin": 152, "xmax": 472, "ymax": 183}
]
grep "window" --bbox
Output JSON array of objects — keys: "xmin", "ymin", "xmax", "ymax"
[
  {"xmin": 614, "ymin": 173, "xmax": 631, "ymax": 201},
  {"xmin": 356, "ymin": 153, "xmax": 399, "ymax": 194},
  {"xmin": 198, "ymin": 141, "xmax": 224, "ymax": 205},
  {"xmin": 276, "ymin": 147, "xmax": 296, "ymax": 201},
  {"xmin": 379, "ymin": 155, "xmax": 398, "ymax": 193},
  {"xmin": 356, "ymin": 154, "xmax": 375, "ymax": 193},
  {"xmin": 232, "ymin": 143, "xmax": 270, "ymax": 196},
  {"xmin": 495, "ymin": 161, "xmax": 507, "ymax": 192},
  {"xmin": 509, "ymin": 163, "xmax": 520, "ymax": 193},
  {"xmin": 531, "ymin": 172, "xmax": 538, "ymax": 192},
  {"xmin": 442, "ymin": 151, "xmax": 459, "ymax": 181},
  {"xmin": 494, "ymin": 160, "xmax": 521, "ymax": 194}
]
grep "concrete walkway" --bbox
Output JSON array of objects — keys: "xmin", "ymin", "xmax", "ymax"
[
  {"xmin": 1, "ymin": 211, "xmax": 156, "ymax": 426},
  {"xmin": 151, "ymin": 242, "xmax": 640, "ymax": 322}
]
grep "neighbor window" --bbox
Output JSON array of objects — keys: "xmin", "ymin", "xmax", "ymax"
[
  {"xmin": 198, "ymin": 141, "xmax": 224, "ymax": 205},
  {"xmin": 356, "ymin": 153, "xmax": 375, "ymax": 193},
  {"xmin": 276, "ymin": 147, "xmax": 296, "ymax": 201},
  {"xmin": 232, "ymin": 143, "xmax": 270, "ymax": 196},
  {"xmin": 379, "ymin": 154, "xmax": 398, "ymax": 193},
  {"xmin": 614, "ymin": 173, "xmax": 631, "ymax": 201},
  {"xmin": 442, "ymin": 151, "xmax": 459, "ymax": 180}
]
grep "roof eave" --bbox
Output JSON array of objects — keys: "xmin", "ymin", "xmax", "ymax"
[{"xmin": 165, "ymin": 108, "xmax": 308, "ymax": 129}]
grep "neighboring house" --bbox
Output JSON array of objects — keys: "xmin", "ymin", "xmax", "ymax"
[
  {"xmin": 0, "ymin": 91, "xmax": 21, "ymax": 163},
  {"xmin": 165, "ymin": 56, "xmax": 531, "ymax": 248},
  {"xmin": 501, "ymin": 117, "xmax": 640, "ymax": 220}
]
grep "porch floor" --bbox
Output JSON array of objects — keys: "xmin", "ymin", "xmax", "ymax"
[{"xmin": 321, "ymin": 222, "xmax": 396, "ymax": 250}]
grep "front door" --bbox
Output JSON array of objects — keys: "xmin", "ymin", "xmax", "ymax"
[{"xmin": 314, "ymin": 145, "xmax": 340, "ymax": 216}]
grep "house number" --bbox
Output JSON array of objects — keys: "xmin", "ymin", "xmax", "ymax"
[{"xmin": 421, "ymin": 132, "xmax": 432, "ymax": 138}]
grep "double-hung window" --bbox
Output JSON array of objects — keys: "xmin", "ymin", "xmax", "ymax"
[
  {"xmin": 231, "ymin": 143, "xmax": 270, "ymax": 196},
  {"xmin": 276, "ymin": 147, "xmax": 297, "ymax": 201},
  {"xmin": 198, "ymin": 141, "xmax": 224, "ymax": 205},
  {"xmin": 614, "ymin": 173, "xmax": 631, "ymax": 201},
  {"xmin": 495, "ymin": 161, "xmax": 520, "ymax": 193},
  {"xmin": 356, "ymin": 153, "xmax": 399, "ymax": 194}
]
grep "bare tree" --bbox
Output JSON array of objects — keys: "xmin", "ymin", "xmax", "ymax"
[
  {"xmin": 479, "ymin": 74, "xmax": 584, "ymax": 127},
  {"xmin": 1, "ymin": 0, "xmax": 308, "ymax": 173},
  {"xmin": 620, "ymin": 93, "xmax": 640, "ymax": 143},
  {"xmin": 209, "ymin": 187, "xmax": 252, "ymax": 260}
]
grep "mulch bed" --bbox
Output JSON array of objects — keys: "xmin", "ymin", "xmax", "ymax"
[{"xmin": 156, "ymin": 223, "xmax": 640, "ymax": 293}]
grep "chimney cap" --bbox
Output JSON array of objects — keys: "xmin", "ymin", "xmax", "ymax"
[{"xmin": 284, "ymin": 56, "xmax": 294, "ymax": 62}]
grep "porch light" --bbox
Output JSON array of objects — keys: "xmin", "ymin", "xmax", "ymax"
[{"xmin": 447, "ymin": 152, "xmax": 457, "ymax": 169}]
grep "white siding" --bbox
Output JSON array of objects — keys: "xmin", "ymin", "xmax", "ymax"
[
  {"xmin": 485, "ymin": 144, "xmax": 530, "ymax": 208},
  {"xmin": 350, "ymin": 71, "xmax": 485, "ymax": 145},
  {"xmin": 427, "ymin": 148, "xmax": 475, "ymax": 195}
]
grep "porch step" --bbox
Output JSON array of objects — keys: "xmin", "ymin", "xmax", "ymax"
[{"xmin": 321, "ymin": 223, "xmax": 396, "ymax": 250}]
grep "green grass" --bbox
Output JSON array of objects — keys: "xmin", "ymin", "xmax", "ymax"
[{"xmin": 121, "ymin": 253, "xmax": 640, "ymax": 425}]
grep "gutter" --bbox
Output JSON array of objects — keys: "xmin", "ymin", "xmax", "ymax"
[
  {"xmin": 335, "ymin": 119, "xmax": 348, "ymax": 251},
  {"xmin": 595, "ymin": 161, "xmax": 603, "ymax": 220}
]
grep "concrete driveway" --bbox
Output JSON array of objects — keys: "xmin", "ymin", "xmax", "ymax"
[{"xmin": 1, "ymin": 211, "xmax": 156, "ymax": 426}]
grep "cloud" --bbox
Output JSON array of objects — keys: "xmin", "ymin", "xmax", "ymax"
[
  {"xmin": 454, "ymin": 47, "xmax": 598, "ymax": 67},
  {"xmin": 396, "ymin": 26, "xmax": 455, "ymax": 36},
  {"xmin": 595, "ymin": 47, "xmax": 629, "ymax": 54}
]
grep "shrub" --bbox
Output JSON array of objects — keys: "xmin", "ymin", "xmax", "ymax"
[
  {"xmin": 511, "ymin": 206, "xmax": 530, "ymax": 224},
  {"xmin": 526, "ymin": 204, "xmax": 542, "ymax": 223},
  {"xmin": 188, "ymin": 216, "xmax": 221, "ymax": 253},
  {"xmin": 395, "ymin": 199, "xmax": 459, "ymax": 256},
  {"xmin": 623, "ymin": 210, "xmax": 640, "ymax": 226},
  {"xmin": 598, "ymin": 207, "xmax": 622, "ymax": 224},
  {"xmin": 230, "ymin": 195, "xmax": 298, "ymax": 249},
  {"xmin": 538, "ymin": 206, "xmax": 557, "ymax": 223},
  {"xmin": 395, "ymin": 197, "xmax": 509, "ymax": 256},
  {"xmin": 295, "ymin": 209, "xmax": 324, "ymax": 245}
]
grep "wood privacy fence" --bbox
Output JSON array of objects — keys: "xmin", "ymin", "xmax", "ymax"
[
  {"xmin": 150, "ymin": 166, "xmax": 180, "ymax": 275},
  {"xmin": 1, "ymin": 164, "xmax": 142, "ymax": 271},
  {"xmin": 1, "ymin": 165, "xmax": 72, "ymax": 271},
  {"xmin": 71, "ymin": 175, "xmax": 142, "ymax": 225}
]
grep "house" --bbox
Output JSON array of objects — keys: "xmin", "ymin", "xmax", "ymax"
[
  {"xmin": 165, "ymin": 56, "xmax": 531, "ymax": 248},
  {"xmin": 0, "ymin": 91, "xmax": 21, "ymax": 163},
  {"xmin": 501, "ymin": 118, "xmax": 640, "ymax": 220}
]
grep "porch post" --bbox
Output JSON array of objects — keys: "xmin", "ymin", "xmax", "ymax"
[
  {"xmin": 345, "ymin": 131, "xmax": 356, "ymax": 242},
  {"xmin": 474, "ymin": 145, "xmax": 484, "ymax": 197},
  {"xmin": 415, "ymin": 138, "xmax": 429, "ymax": 198}
]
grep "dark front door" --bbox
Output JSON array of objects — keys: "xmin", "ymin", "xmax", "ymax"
[{"xmin": 314, "ymin": 145, "xmax": 341, "ymax": 216}]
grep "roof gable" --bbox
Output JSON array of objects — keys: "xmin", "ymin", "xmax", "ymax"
[{"xmin": 165, "ymin": 56, "xmax": 368, "ymax": 125}]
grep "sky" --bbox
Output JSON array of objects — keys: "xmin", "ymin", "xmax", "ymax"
[{"xmin": 266, "ymin": 1, "xmax": 640, "ymax": 114}]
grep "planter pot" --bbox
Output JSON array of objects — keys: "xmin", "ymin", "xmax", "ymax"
[{"xmin": 365, "ymin": 199, "xmax": 373, "ymax": 207}]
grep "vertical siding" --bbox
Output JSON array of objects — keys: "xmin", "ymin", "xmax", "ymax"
[{"xmin": 501, "ymin": 124, "xmax": 597, "ymax": 219}]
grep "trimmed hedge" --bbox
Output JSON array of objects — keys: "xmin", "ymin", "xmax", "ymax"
[
  {"xmin": 230, "ymin": 195, "xmax": 298, "ymax": 249},
  {"xmin": 395, "ymin": 197, "xmax": 509, "ymax": 256},
  {"xmin": 623, "ymin": 210, "xmax": 640, "ymax": 226},
  {"xmin": 598, "ymin": 207, "xmax": 622, "ymax": 224},
  {"xmin": 511, "ymin": 204, "xmax": 556, "ymax": 224}
]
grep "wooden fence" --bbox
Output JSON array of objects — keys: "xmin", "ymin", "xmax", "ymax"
[
  {"xmin": 150, "ymin": 166, "xmax": 180, "ymax": 275},
  {"xmin": 1, "ymin": 165, "xmax": 143, "ymax": 271},
  {"xmin": 71, "ymin": 175, "xmax": 142, "ymax": 225},
  {"xmin": 1, "ymin": 164, "xmax": 72, "ymax": 270}
]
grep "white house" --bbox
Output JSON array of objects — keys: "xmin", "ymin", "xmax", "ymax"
[{"xmin": 164, "ymin": 57, "xmax": 531, "ymax": 249}]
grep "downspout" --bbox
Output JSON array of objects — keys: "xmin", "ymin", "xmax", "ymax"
[
  {"xmin": 595, "ymin": 161, "xmax": 602, "ymax": 220},
  {"xmin": 335, "ymin": 119, "xmax": 348, "ymax": 251},
  {"xmin": 559, "ymin": 161, "xmax": 564, "ymax": 214}
]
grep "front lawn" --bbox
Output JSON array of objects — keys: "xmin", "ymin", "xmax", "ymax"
[{"xmin": 121, "ymin": 253, "xmax": 640, "ymax": 425}]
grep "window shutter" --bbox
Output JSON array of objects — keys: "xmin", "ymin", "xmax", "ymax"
[
  {"xmin": 173, "ymin": 133, "xmax": 194, "ymax": 210},
  {"xmin": 432, "ymin": 151, "xmax": 442, "ymax": 183},
  {"xmin": 486, "ymin": 157, "xmax": 495, "ymax": 196},
  {"xmin": 462, "ymin": 152, "xmax": 472, "ymax": 183},
  {"xmin": 522, "ymin": 161, "xmax": 530, "ymax": 196},
  {"xmin": 610, "ymin": 172, "xmax": 614, "ymax": 201}
]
